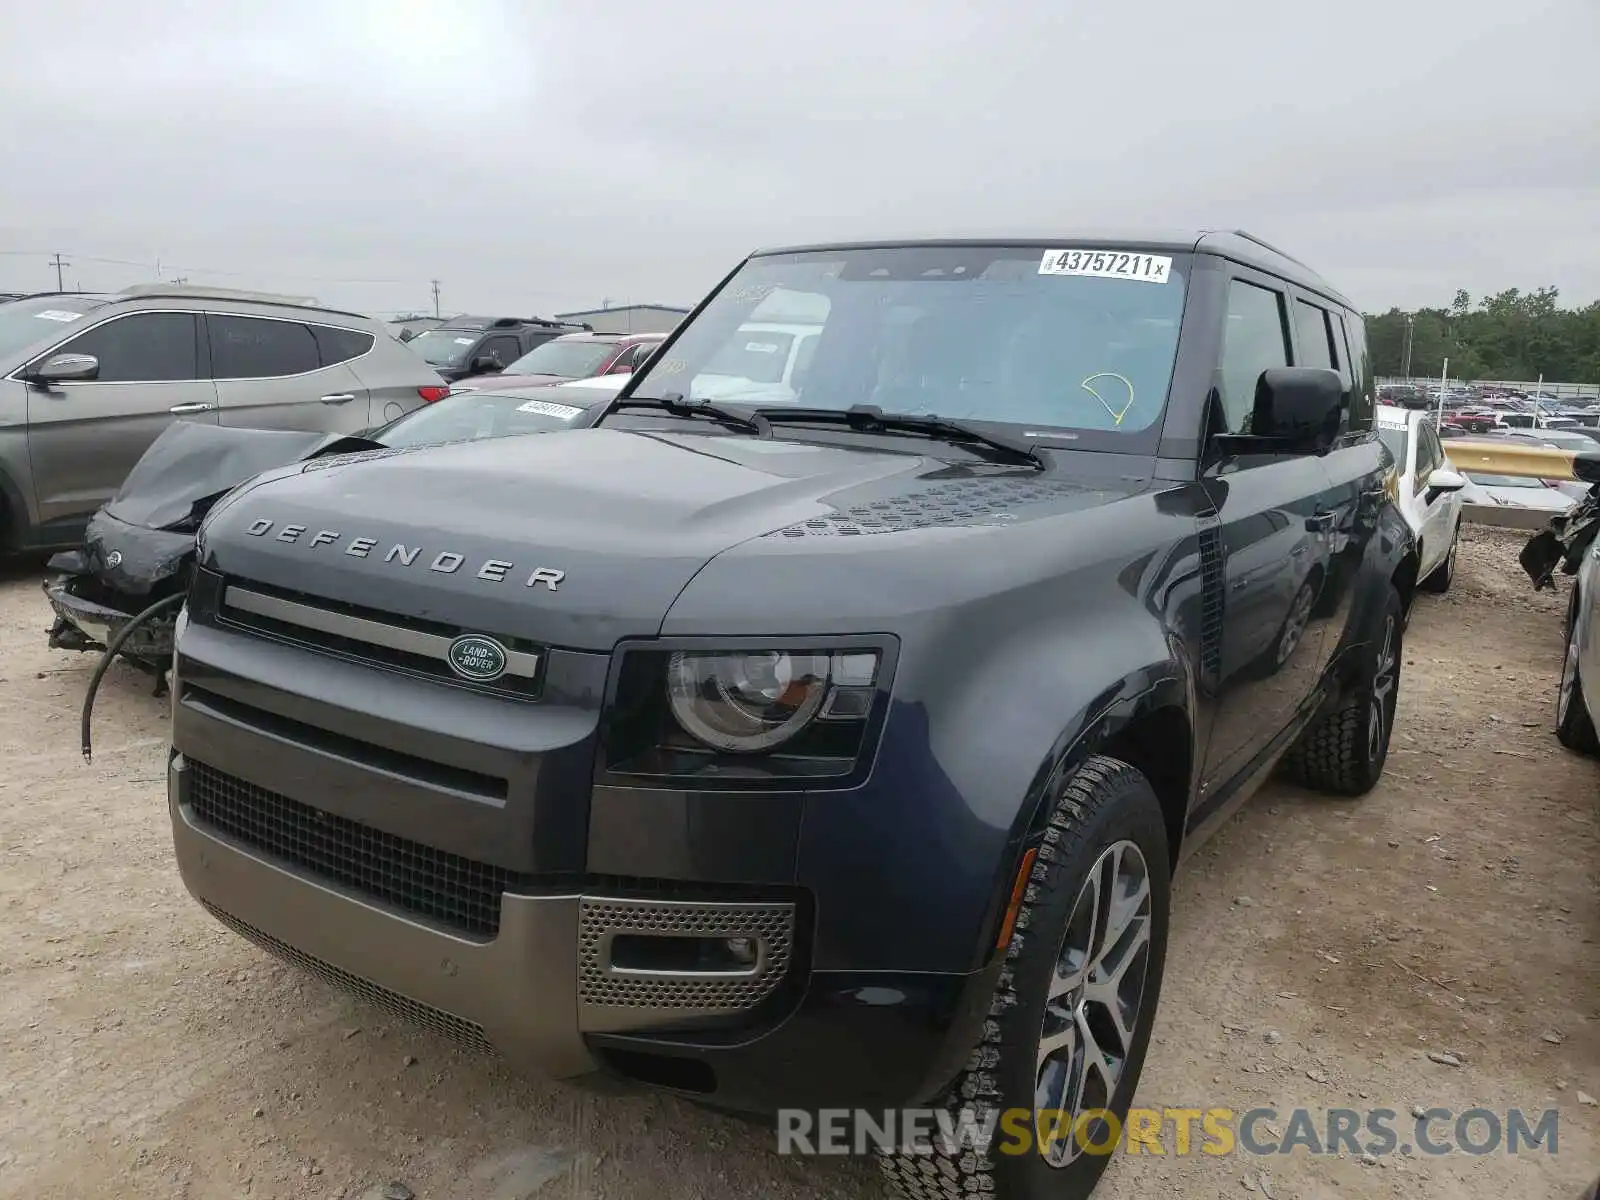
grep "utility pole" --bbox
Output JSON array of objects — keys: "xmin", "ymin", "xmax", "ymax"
[
  {"xmin": 49, "ymin": 252, "xmax": 69, "ymax": 292},
  {"xmin": 171, "ymin": 276, "xmax": 188, "ymax": 285},
  {"xmin": 1400, "ymin": 314, "xmax": 1414, "ymax": 380},
  {"xmin": 430, "ymin": 279, "xmax": 441, "ymax": 318}
]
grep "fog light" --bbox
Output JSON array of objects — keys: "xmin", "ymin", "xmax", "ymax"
[{"xmin": 724, "ymin": 937, "xmax": 758, "ymax": 965}]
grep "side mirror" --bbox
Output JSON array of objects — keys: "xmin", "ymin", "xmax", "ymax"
[
  {"xmin": 1221, "ymin": 367, "xmax": 1343, "ymax": 455},
  {"xmin": 1575, "ymin": 452, "xmax": 1600, "ymax": 485},
  {"xmin": 1425, "ymin": 468, "xmax": 1467, "ymax": 499},
  {"xmin": 469, "ymin": 354, "xmax": 501, "ymax": 374},
  {"xmin": 29, "ymin": 353, "xmax": 100, "ymax": 386}
]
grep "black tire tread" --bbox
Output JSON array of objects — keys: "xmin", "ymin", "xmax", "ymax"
[
  {"xmin": 878, "ymin": 756, "xmax": 1161, "ymax": 1200},
  {"xmin": 1556, "ymin": 597, "xmax": 1599, "ymax": 755},
  {"xmin": 1281, "ymin": 586, "xmax": 1403, "ymax": 797},
  {"xmin": 1418, "ymin": 531, "xmax": 1455, "ymax": 594}
]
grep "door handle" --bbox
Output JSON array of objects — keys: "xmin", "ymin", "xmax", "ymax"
[
  {"xmin": 168, "ymin": 402, "xmax": 215, "ymax": 414},
  {"xmin": 320, "ymin": 393, "xmax": 356, "ymax": 405},
  {"xmin": 1306, "ymin": 511, "xmax": 1337, "ymax": 532}
]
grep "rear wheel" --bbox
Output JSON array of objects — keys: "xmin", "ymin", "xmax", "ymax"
[
  {"xmin": 879, "ymin": 757, "xmax": 1171, "ymax": 1200},
  {"xmin": 1419, "ymin": 523, "xmax": 1458, "ymax": 594},
  {"xmin": 1556, "ymin": 592, "xmax": 1598, "ymax": 755},
  {"xmin": 1281, "ymin": 586, "xmax": 1403, "ymax": 796}
]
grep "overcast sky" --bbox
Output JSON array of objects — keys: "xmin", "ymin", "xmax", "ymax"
[{"xmin": 1, "ymin": 0, "xmax": 1595, "ymax": 318}]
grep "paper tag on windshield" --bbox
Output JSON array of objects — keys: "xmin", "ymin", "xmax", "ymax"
[
  {"xmin": 453, "ymin": 336, "xmax": 474, "ymax": 345},
  {"xmin": 1038, "ymin": 249, "xmax": 1172, "ymax": 284},
  {"xmin": 516, "ymin": 399, "xmax": 585, "ymax": 419},
  {"xmin": 745, "ymin": 342, "xmax": 779, "ymax": 353},
  {"xmin": 34, "ymin": 309, "xmax": 82, "ymax": 321}
]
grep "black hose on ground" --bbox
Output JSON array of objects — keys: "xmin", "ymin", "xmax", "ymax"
[{"xmin": 80, "ymin": 592, "xmax": 187, "ymax": 763}]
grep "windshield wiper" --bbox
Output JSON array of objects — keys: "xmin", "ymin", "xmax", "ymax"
[
  {"xmin": 754, "ymin": 405, "xmax": 1046, "ymax": 469},
  {"xmin": 608, "ymin": 394, "xmax": 772, "ymax": 437}
]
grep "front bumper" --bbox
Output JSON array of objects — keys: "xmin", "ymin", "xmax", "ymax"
[
  {"xmin": 170, "ymin": 756, "xmax": 995, "ymax": 1113},
  {"xmin": 44, "ymin": 579, "xmax": 176, "ymax": 658}
]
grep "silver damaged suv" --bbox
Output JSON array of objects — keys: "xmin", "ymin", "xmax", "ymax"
[{"xmin": 0, "ymin": 285, "xmax": 448, "ymax": 551}]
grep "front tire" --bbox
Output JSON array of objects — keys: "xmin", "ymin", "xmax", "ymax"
[
  {"xmin": 879, "ymin": 757, "xmax": 1171, "ymax": 1200},
  {"xmin": 1556, "ymin": 591, "xmax": 1598, "ymax": 755},
  {"xmin": 1419, "ymin": 523, "xmax": 1459, "ymax": 594},
  {"xmin": 1282, "ymin": 585, "xmax": 1403, "ymax": 796}
]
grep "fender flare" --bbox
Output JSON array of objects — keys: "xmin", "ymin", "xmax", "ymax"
[{"xmin": 969, "ymin": 641, "xmax": 1195, "ymax": 968}]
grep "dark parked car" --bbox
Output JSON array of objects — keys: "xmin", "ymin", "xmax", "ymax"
[
  {"xmin": 403, "ymin": 315, "xmax": 591, "ymax": 382},
  {"xmin": 49, "ymin": 375, "xmax": 626, "ymax": 702},
  {"xmin": 165, "ymin": 231, "xmax": 1414, "ymax": 1200},
  {"xmin": 450, "ymin": 331, "xmax": 664, "ymax": 393}
]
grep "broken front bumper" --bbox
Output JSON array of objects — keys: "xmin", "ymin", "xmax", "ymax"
[{"xmin": 44, "ymin": 580, "xmax": 177, "ymax": 658}]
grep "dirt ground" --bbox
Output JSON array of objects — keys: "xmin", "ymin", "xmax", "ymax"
[{"xmin": 1, "ymin": 527, "xmax": 1595, "ymax": 1200}]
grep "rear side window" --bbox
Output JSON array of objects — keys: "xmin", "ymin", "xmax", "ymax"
[
  {"xmin": 55, "ymin": 312, "xmax": 199, "ymax": 382},
  {"xmin": 210, "ymin": 315, "xmax": 321, "ymax": 379},
  {"xmin": 1219, "ymin": 281, "xmax": 1290, "ymax": 433},
  {"xmin": 1339, "ymin": 312, "xmax": 1374, "ymax": 431},
  {"xmin": 311, "ymin": 324, "xmax": 375, "ymax": 367},
  {"xmin": 1293, "ymin": 300, "xmax": 1336, "ymax": 371}
]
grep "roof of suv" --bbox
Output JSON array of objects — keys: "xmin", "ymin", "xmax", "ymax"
[
  {"xmin": 95, "ymin": 284, "xmax": 380, "ymax": 325},
  {"xmin": 752, "ymin": 228, "xmax": 1355, "ymax": 309},
  {"xmin": 438, "ymin": 315, "xmax": 591, "ymax": 333}
]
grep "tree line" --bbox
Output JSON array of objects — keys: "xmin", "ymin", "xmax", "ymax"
[{"xmin": 1364, "ymin": 288, "xmax": 1600, "ymax": 385}]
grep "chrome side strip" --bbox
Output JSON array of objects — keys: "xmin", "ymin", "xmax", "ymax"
[{"xmin": 222, "ymin": 586, "xmax": 540, "ymax": 678}]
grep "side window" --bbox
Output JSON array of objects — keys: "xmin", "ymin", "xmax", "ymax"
[
  {"xmin": 1218, "ymin": 281, "xmax": 1290, "ymax": 433},
  {"xmin": 480, "ymin": 336, "xmax": 520, "ymax": 367},
  {"xmin": 1339, "ymin": 312, "xmax": 1374, "ymax": 432},
  {"xmin": 311, "ymin": 325, "xmax": 375, "ymax": 368},
  {"xmin": 55, "ymin": 313, "xmax": 198, "ymax": 382},
  {"xmin": 1292, "ymin": 300, "xmax": 1335, "ymax": 370},
  {"xmin": 1414, "ymin": 424, "xmax": 1443, "ymax": 492},
  {"xmin": 210, "ymin": 316, "xmax": 320, "ymax": 379}
]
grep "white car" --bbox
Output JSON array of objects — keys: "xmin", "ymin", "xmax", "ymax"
[
  {"xmin": 1458, "ymin": 472, "xmax": 1576, "ymax": 513},
  {"xmin": 1376, "ymin": 405, "xmax": 1467, "ymax": 593}
]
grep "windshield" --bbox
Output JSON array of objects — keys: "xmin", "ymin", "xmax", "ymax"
[
  {"xmin": 1377, "ymin": 426, "xmax": 1407, "ymax": 466},
  {"xmin": 0, "ymin": 296, "xmax": 105, "ymax": 361},
  {"xmin": 504, "ymin": 338, "xmax": 616, "ymax": 378},
  {"xmin": 406, "ymin": 328, "xmax": 478, "ymax": 366},
  {"xmin": 377, "ymin": 390, "xmax": 595, "ymax": 448},
  {"xmin": 1467, "ymin": 472, "xmax": 1544, "ymax": 489},
  {"xmin": 625, "ymin": 245, "xmax": 1189, "ymax": 443}
]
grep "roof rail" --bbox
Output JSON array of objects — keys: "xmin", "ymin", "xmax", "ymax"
[
  {"xmin": 115, "ymin": 282, "xmax": 322, "ymax": 307},
  {"xmin": 1229, "ymin": 230, "xmax": 1313, "ymax": 270}
]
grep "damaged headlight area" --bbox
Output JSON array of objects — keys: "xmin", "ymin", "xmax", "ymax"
[{"xmin": 601, "ymin": 640, "xmax": 896, "ymax": 787}]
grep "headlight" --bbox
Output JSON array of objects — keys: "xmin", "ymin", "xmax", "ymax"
[
  {"xmin": 601, "ymin": 641, "xmax": 893, "ymax": 787},
  {"xmin": 667, "ymin": 649, "xmax": 879, "ymax": 753}
]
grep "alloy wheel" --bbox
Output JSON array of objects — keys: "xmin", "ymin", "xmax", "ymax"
[
  {"xmin": 1558, "ymin": 625, "xmax": 1579, "ymax": 725},
  {"xmin": 1033, "ymin": 840, "xmax": 1152, "ymax": 1167},
  {"xmin": 1367, "ymin": 614, "xmax": 1398, "ymax": 762}
]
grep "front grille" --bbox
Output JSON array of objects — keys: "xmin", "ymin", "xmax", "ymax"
[
  {"xmin": 201, "ymin": 901, "xmax": 494, "ymax": 1055},
  {"xmin": 215, "ymin": 577, "xmax": 542, "ymax": 699},
  {"xmin": 187, "ymin": 760, "xmax": 532, "ymax": 938},
  {"xmin": 578, "ymin": 897, "xmax": 795, "ymax": 1011}
]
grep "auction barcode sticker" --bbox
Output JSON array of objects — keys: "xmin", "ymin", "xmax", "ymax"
[
  {"xmin": 1039, "ymin": 249, "xmax": 1172, "ymax": 283},
  {"xmin": 516, "ymin": 399, "xmax": 585, "ymax": 419}
]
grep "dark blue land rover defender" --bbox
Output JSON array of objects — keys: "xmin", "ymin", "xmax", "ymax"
[{"xmin": 166, "ymin": 231, "xmax": 1414, "ymax": 1200}]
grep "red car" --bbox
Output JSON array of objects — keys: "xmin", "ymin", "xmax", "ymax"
[{"xmin": 450, "ymin": 331, "xmax": 664, "ymax": 392}]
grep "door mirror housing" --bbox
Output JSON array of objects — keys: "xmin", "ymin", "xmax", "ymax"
[
  {"xmin": 1213, "ymin": 367, "xmax": 1344, "ymax": 457},
  {"xmin": 1424, "ymin": 468, "xmax": 1467, "ymax": 500},
  {"xmin": 29, "ymin": 353, "xmax": 100, "ymax": 386},
  {"xmin": 1574, "ymin": 451, "xmax": 1600, "ymax": 485},
  {"xmin": 469, "ymin": 354, "xmax": 501, "ymax": 374}
]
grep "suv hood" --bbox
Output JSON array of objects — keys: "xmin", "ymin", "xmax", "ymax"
[
  {"xmin": 200, "ymin": 428, "xmax": 1144, "ymax": 651},
  {"xmin": 453, "ymin": 372, "xmax": 568, "ymax": 392}
]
